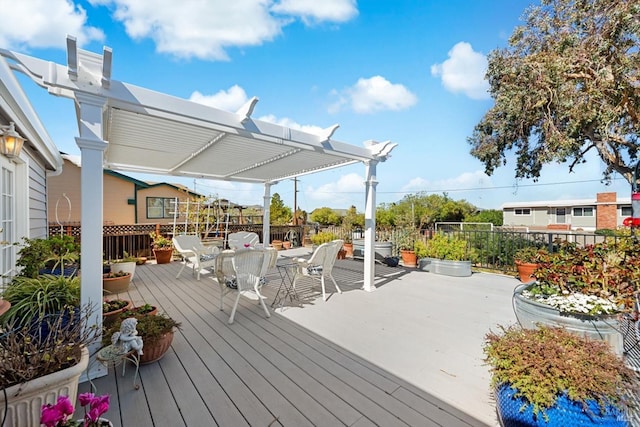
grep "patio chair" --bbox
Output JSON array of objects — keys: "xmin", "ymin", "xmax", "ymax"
[
  {"xmin": 293, "ymin": 239, "xmax": 344, "ymax": 301},
  {"xmin": 227, "ymin": 231, "xmax": 261, "ymax": 250},
  {"xmin": 215, "ymin": 247, "xmax": 276, "ymax": 324},
  {"xmin": 172, "ymin": 234, "xmax": 219, "ymax": 280}
]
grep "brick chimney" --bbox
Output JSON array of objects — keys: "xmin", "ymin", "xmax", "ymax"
[{"xmin": 596, "ymin": 192, "xmax": 617, "ymax": 230}]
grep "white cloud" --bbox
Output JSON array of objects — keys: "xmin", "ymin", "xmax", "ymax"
[
  {"xmin": 189, "ymin": 85, "xmax": 249, "ymax": 111},
  {"xmin": 431, "ymin": 42, "xmax": 490, "ymax": 100},
  {"xmin": 401, "ymin": 170, "xmax": 492, "ymax": 193},
  {"xmin": 329, "ymin": 76, "xmax": 418, "ymax": 114},
  {"xmin": 0, "ymin": 0, "xmax": 104, "ymax": 50},
  {"xmin": 305, "ymin": 173, "xmax": 364, "ymax": 206},
  {"xmin": 271, "ymin": 0, "xmax": 358, "ymax": 25},
  {"xmin": 90, "ymin": 0, "xmax": 357, "ymax": 60},
  {"xmin": 258, "ymin": 114, "xmax": 324, "ymax": 135}
]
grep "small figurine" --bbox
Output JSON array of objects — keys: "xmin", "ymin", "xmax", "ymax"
[{"xmin": 111, "ymin": 317, "xmax": 144, "ymax": 355}]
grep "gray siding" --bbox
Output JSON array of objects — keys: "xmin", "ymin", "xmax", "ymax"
[{"xmin": 27, "ymin": 148, "xmax": 48, "ymax": 238}]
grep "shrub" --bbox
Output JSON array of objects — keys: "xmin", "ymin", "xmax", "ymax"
[{"xmin": 310, "ymin": 231, "xmax": 339, "ymax": 245}]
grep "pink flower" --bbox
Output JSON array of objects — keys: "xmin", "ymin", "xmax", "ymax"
[
  {"xmin": 40, "ymin": 404, "xmax": 64, "ymax": 427},
  {"xmin": 78, "ymin": 392, "xmax": 95, "ymax": 407},
  {"xmin": 244, "ymin": 243, "xmax": 251, "ymax": 248},
  {"xmin": 41, "ymin": 392, "xmax": 110, "ymax": 427},
  {"xmin": 56, "ymin": 396, "xmax": 75, "ymax": 416}
]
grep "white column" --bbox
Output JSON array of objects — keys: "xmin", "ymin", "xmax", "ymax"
[
  {"xmin": 363, "ymin": 160, "xmax": 378, "ymax": 292},
  {"xmin": 75, "ymin": 93, "xmax": 108, "ymax": 379},
  {"xmin": 262, "ymin": 183, "xmax": 272, "ymax": 245}
]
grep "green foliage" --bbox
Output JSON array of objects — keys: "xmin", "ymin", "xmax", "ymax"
[
  {"xmin": 382, "ymin": 193, "xmax": 477, "ymax": 229},
  {"xmin": 0, "ymin": 275, "xmax": 81, "ymax": 325},
  {"xmin": 464, "ymin": 209, "xmax": 503, "ymax": 226},
  {"xmin": 423, "ymin": 233, "xmax": 475, "ymax": 261},
  {"xmin": 16, "ymin": 235, "xmax": 80, "ymax": 278},
  {"xmin": 484, "ymin": 325, "xmax": 635, "ymax": 418},
  {"xmin": 413, "ymin": 239, "xmax": 429, "ymax": 259},
  {"xmin": 514, "ymin": 246, "xmax": 548, "ymax": 264},
  {"xmin": 394, "ymin": 228, "xmax": 420, "ymax": 251},
  {"xmin": 469, "ymin": 0, "xmax": 640, "ymax": 184},
  {"xmin": 149, "ymin": 233, "xmax": 172, "ymax": 248},
  {"xmin": 310, "ymin": 207, "xmax": 341, "ymax": 225},
  {"xmin": 530, "ymin": 238, "xmax": 640, "ymax": 311},
  {"xmin": 110, "ymin": 251, "xmax": 138, "ymax": 263},
  {"xmin": 310, "ymin": 231, "xmax": 339, "ymax": 245},
  {"xmin": 103, "ymin": 299, "xmax": 130, "ymax": 313},
  {"xmin": 269, "ymin": 193, "xmax": 292, "ymax": 225}
]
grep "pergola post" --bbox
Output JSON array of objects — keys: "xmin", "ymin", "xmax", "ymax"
[
  {"xmin": 75, "ymin": 92, "xmax": 108, "ymax": 379},
  {"xmin": 262, "ymin": 183, "xmax": 272, "ymax": 245},
  {"xmin": 363, "ymin": 160, "xmax": 378, "ymax": 292}
]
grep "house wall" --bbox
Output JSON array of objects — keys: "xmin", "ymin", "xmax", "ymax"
[
  {"xmin": 596, "ymin": 192, "xmax": 618, "ymax": 230},
  {"xmin": 26, "ymin": 148, "xmax": 48, "ymax": 238},
  {"xmin": 47, "ymin": 159, "xmax": 137, "ymax": 225},
  {"xmin": 136, "ymin": 185, "xmax": 189, "ymax": 224}
]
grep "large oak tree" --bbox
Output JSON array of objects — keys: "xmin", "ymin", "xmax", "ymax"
[{"xmin": 469, "ymin": 0, "xmax": 640, "ymax": 184}]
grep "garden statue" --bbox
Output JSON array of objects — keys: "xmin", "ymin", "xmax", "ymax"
[{"xmin": 111, "ymin": 317, "xmax": 144, "ymax": 355}]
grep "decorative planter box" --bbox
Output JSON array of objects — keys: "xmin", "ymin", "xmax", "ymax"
[
  {"xmin": 430, "ymin": 259, "xmax": 472, "ymax": 277},
  {"xmin": 0, "ymin": 347, "xmax": 89, "ymax": 427},
  {"xmin": 513, "ymin": 283, "xmax": 623, "ymax": 356}
]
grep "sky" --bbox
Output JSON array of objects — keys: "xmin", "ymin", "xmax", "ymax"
[{"xmin": 0, "ymin": 0, "xmax": 632, "ymax": 212}]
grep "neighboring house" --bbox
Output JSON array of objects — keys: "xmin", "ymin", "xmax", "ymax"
[
  {"xmin": 502, "ymin": 192, "xmax": 631, "ymax": 231},
  {"xmin": 47, "ymin": 155, "xmax": 202, "ymax": 226},
  {"xmin": 0, "ymin": 59, "xmax": 63, "ymax": 281}
]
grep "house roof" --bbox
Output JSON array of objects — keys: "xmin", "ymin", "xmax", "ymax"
[{"xmin": 502, "ymin": 197, "xmax": 631, "ymax": 209}]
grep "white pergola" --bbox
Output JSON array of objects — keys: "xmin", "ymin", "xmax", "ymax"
[{"xmin": 0, "ymin": 37, "xmax": 396, "ymax": 366}]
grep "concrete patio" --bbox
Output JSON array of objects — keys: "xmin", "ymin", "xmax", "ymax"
[{"xmin": 83, "ymin": 247, "xmax": 638, "ymax": 426}]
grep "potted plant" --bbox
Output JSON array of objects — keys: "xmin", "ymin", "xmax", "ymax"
[
  {"xmin": 102, "ymin": 298, "xmax": 132, "ymax": 327},
  {"xmin": 122, "ymin": 303, "xmax": 158, "ymax": 316},
  {"xmin": 108, "ymin": 251, "xmax": 137, "ymax": 279},
  {"xmin": 16, "ymin": 235, "xmax": 80, "ymax": 278},
  {"xmin": 395, "ymin": 229, "xmax": 418, "ymax": 267},
  {"xmin": 104, "ymin": 311, "xmax": 181, "ymax": 364},
  {"xmin": 422, "ymin": 233, "xmax": 476, "ymax": 277},
  {"xmin": 102, "ymin": 271, "xmax": 132, "ymax": 294},
  {"xmin": 0, "ymin": 274, "xmax": 80, "ymax": 326},
  {"xmin": 310, "ymin": 231, "xmax": 339, "ymax": 247},
  {"xmin": 0, "ymin": 304, "xmax": 98, "ymax": 426},
  {"xmin": 150, "ymin": 232, "xmax": 173, "ymax": 264},
  {"xmin": 513, "ymin": 238, "xmax": 640, "ymax": 355},
  {"xmin": 41, "ymin": 392, "xmax": 112, "ymax": 427},
  {"xmin": 513, "ymin": 246, "xmax": 547, "ymax": 283},
  {"xmin": 414, "ymin": 239, "xmax": 431, "ymax": 271},
  {"xmin": 484, "ymin": 324, "xmax": 635, "ymax": 426}
]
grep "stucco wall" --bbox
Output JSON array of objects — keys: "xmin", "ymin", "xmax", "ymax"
[{"xmin": 136, "ymin": 185, "xmax": 189, "ymax": 224}]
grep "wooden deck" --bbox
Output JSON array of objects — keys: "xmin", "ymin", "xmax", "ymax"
[{"xmin": 84, "ymin": 256, "xmax": 485, "ymax": 427}]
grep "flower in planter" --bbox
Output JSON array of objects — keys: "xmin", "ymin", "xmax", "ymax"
[
  {"xmin": 41, "ymin": 393, "xmax": 110, "ymax": 427},
  {"xmin": 525, "ymin": 239, "xmax": 640, "ymax": 314}
]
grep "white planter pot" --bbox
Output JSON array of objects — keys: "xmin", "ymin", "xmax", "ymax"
[
  {"xmin": 110, "ymin": 261, "xmax": 136, "ymax": 279},
  {"xmin": 0, "ymin": 346, "xmax": 89, "ymax": 427},
  {"xmin": 513, "ymin": 283, "xmax": 623, "ymax": 356}
]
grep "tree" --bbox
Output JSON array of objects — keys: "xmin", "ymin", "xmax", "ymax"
[
  {"xmin": 310, "ymin": 207, "xmax": 341, "ymax": 225},
  {"xmin": 269, "ymin": 193, "xmax": 292, "ymax": 225},
  {"xmin": 469, "ymin": 0, "xmax": 640, "ymax": 184},
  {"xmin": 465, "ymin": 209, "xmax": 504, "ymax": 226}
]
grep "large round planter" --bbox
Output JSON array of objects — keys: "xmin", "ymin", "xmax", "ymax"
[
  {"xmin": 513, "ymin": 283, "xmax": 624, "ymax": 356},
  {"xmin": 495, "ymin": 384, "xmax": 627, "ymax": 427},
  {"xmin": 140, "ymin": 331, "xmax": 174, "ymax": 364},
  {"xmin": 400, "ymin": 250, "xmax": 417, "ymax": 267},
  {"xmin": 0, "ymin": 346, "xmax": 89, "ymax": 427},
  {"xmin": 103, "ymin": 299, "xmax": 133, "ymax": 327},
  {"xmin": 153, "ymin": 248, "xmax": 173, "ymax": 264},
  {"xmin": 515, "ymin": 261, "xmax": 538, "ymax": 283},
  {"xmin": 110, "ymin": 261, "xmax": 136, "ymax": 279},
  {"xmin": 418, "ymin": 257, "xmax": 437, "ymax": 272},
  {"xmin": 431, "ymin": 259, "xmax": 472, "ymax": 277},
  {"xmin": 103, "ymin": 272, "xmax": 132, "ymax": 294},
  {"xmin": 352, "ymin": 240, "xmax": 393, "ymax": 260}
]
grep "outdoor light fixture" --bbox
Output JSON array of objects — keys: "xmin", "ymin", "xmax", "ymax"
[{"xmin": 0, "ymin": 122, "xmax": 26, "ymax": 158}]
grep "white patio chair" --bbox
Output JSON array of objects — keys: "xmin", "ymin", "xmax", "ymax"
[
  {"xmin": 215, "ymin": 247, "xmax": 276, "ymax": 324},
  {"xmin": 293, "ymin": 239, "xmax": 344, "ymax": 301},
  {"xmin": 172, "ymin": 235, "xmax": 219, "ymax": 280},
  {"xmin": 227, "ymin": 231, "xmax": 261, "ymax": 250}
]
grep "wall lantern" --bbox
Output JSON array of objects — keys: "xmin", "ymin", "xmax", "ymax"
[{"xmin": 0, "ymin": 122, "xmax": 26, "ymax": 158}]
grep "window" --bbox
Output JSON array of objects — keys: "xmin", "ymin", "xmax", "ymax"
[
  {"xmin": 514, "ymin": 208, "xmax": 531, "ymax": 215},
  {"xmin": 572, "ymin": 207, "xmax": 594, "ymax": 217},
  {"xmin": 147, "ymin": 197, "xmax": 176, "ymax": 219},
  {"xmin": 621, "ymin": 206, "xmax": 632, "ymax": 216}
]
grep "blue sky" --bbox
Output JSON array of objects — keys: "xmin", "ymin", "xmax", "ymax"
[{"xmin": 1, "ymin": 0, "xmax": 631, "ymax": 212}]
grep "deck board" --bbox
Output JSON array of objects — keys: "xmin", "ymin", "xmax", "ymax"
[{"xmin": 91, "ymin": 257, "xmax": 499, "ymax": 426}]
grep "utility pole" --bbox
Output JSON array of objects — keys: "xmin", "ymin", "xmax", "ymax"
[{"xmin": 293, "ymin": 177, "xmax": 298, "ymax": 225}]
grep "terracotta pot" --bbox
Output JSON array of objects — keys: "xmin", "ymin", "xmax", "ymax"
[
  {"xmin": 103, "ymin": 299, "xmax": 133, "ymax": 327},
  {"xmin": 153, "ymin": 248, "xmax": 173, "ymax": 264},
  {"xmin": 140, "ymin": 331, "xmax": 174, "ymax": 364},
  {"xmin": 343, "ymin": 242, "xmax": 354, "ymax": 258},
  {"xmin": 103, "ymin": 273, "xmax": 132, "ymax": 293},
  {"xmin": 515, "ymin": 261, "xmax": 538, "ymax": 283},
  {"xmin": 271, "ymin": 240, "xmax": 284, "ymax": 250},
  {"xmin": 282, "ymin": 241, "xmax": 292, "ymax": 250},
  {"xmin": 337, "ymin": 249, "xmax": 347, "ymax": 260},
  {"xmin": 400, "ymin": 249, "xmax": 417, "ymax": 267}
]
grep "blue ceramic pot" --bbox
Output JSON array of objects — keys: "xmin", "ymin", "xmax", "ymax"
[{"xmin": 495, "ymin": 384, "xmax": 628, "ymax": 427}]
